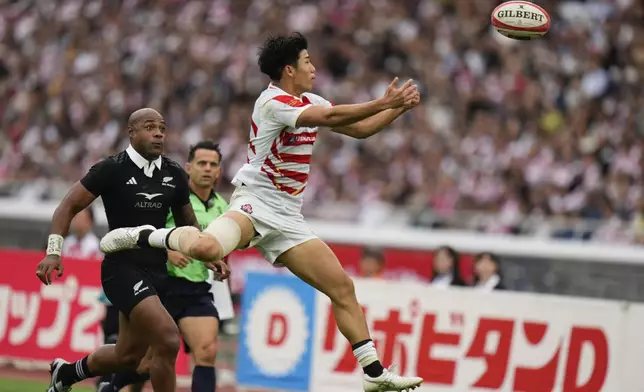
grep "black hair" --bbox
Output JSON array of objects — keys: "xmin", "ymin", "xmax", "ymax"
[
  {"xmin": 361, "ymin": 246, "xmax": 385, "ymax": 265},
  {"xmin": 258, "ymin": 32, "xmax": 309, "ymax": 81},
  {"xmin": 432, "ymin": 246, "xmax": 466, "ymax": 285},
  {"xmin": 188, "ymin": 140, "xmax": 223, "ymax": 162},
  {"xmin": 473, "ymin": 252, "xmax": 504, "ymax": 283}
]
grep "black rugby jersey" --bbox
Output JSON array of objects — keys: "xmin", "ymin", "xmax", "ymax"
[{"xmin": 80, "ymin": 146, "xmax": 190, "ymax": 266}]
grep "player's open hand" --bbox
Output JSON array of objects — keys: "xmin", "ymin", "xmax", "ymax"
[
  {"xmin": 168, "ymin": 250, "xmax": 191, "ymax": 268},
  {"xmin": 204, "ymin": 259, "xmax": 231, "ymax": 281},
  {"xmin": 36, "ymin": 255, "xmax": 64, "ymax": 285},
  {"xmin": 382, "ymin": 77, "xmax": 418, "ymax": 109}
]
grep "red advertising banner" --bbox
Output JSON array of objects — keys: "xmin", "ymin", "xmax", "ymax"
[
  {"xmin": 311, "ymin": 280, "xmax": 626, "ymax": 391},
  {"xmin": 0, "ymin": 249, "xmax": 192, "ymax": 377},
  {"xmin": 227, "ymin": 244, "xmax": 475, "ymax": 294}
]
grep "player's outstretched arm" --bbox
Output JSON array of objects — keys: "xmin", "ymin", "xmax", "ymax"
[
  {"xmin": 36, "ymin": 182, "xmax": 97, "ymax": 285},
  {"xmin": 296, "ymin": 78, "xmax": 417, "ymax": 128},
  {"xmin": 331, "ymin": 88, "xmax": 421, "ymax": 139}
]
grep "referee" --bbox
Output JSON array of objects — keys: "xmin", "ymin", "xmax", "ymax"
[{"xmin": 101, "ymin": 141, "xmax": 233, "ymax": 392}]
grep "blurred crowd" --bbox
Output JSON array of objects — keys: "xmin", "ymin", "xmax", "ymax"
[
  {"xmin": 358, "ymin": 245, "xmax": 506, "ymax": 291},
  {"xmin": 2, "ymin": 0, "xmax": 644, "ymax": 243}
]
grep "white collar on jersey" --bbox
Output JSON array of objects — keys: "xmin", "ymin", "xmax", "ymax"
[{"xmin": 126, "ymin": 144, "xmax": 162, "ymax": 178}]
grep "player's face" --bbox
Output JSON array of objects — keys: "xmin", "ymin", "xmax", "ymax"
[
  {"xmin": 131, "ymin": 117, "xmax": 166, "ymax": 158},
  {"xmin": 187, "ymin": 148, "xmax": 221, "ymax": 189},
  {"xmin": 293, "ymin": 50, "xmax": 316, "ymax": 92}
]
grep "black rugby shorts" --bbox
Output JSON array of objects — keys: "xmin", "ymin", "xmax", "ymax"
[{"xmin": 101, "ymin": 261, "xmax": 168, "ymax": 318}]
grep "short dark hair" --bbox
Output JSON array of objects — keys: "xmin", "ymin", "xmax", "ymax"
[
  {"xmin": 188, "ymin": 140, "xmax": 223, "ymax": 162},
  {"xmin": 258, "ymin": 32, "xmax": 308, "ymax": 81},
  {"xmin": 361, "ymin": 246, "xmax": 385, "ymax": 265}
]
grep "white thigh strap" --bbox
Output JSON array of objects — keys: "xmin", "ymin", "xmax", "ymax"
[{"xmin": 203, "ymin": 216, "xmax": 242, "ymax": 257}]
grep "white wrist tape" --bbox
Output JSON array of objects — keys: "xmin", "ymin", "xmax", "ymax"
[{"xmin": 47, "ymin": 234, "xmax": 64, "ymax": 257}]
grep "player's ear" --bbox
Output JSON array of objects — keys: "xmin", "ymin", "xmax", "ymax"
[
  {"xmin": 184, "ymin": 162, "xmax": 190, "ymax": 173},
  {"xmin": 284, "ymin": 64, "xmax": 295, "ymax": 78},
  {"xmin": 127, "ymin": 126, "xmax": 134, "ymax": 137}
]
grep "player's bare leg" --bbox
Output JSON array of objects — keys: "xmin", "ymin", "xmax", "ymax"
[
  {"xmin": 49, "ymin": 297, "xmax": 178, "ymax": 392},
  {"xmin": 100, "ymin": 212, "xmax": 254, "ymax": 265},
  {"xmin": 101, "ymin": 215, "xmax": 422, "ymax": 391},
  {"xmin": 95, "ymin": 297, "xmax": 178, "ymax": 392},
  {"xmin": 278, "ymin": 239, "xmax": 422, "ymax": 391},
  {"xmin": 179, "ymin": 316, "xmax": 221, "ymax": 391}
]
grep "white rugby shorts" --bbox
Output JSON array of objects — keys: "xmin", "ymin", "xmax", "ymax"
[{"xmin": 228, "ymin": 185, "xmax": 317, "ymax": 265}]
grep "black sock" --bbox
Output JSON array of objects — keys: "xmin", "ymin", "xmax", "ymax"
[
  {"xmin": 363, "ymin": 361, "xmax": 385, "ymax": 378},
  {"xmin": 58, "ymin": 356, "xmax": 94, "ymax": 386},
  {"xmin": 136, "ymin": 229, "xmax": 154, "ymax": 248},
  {"xmin": 192, "ymin": 366, "xmax": 216, "ymax": 392},
  {"xmin": 352, "ymin": 340, "xmax": 385, "ymax": 378},
  {"xmin": 112, "ymin": 370, "xmax": 150, "ymax": 390},
  {"xmin": 351, "ymin": 339, "xmax": 371, "ymax": 350}
]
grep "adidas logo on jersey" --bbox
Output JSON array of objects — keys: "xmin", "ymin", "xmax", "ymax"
[{"xmin": 126, "ymin": 177, "xmax": 137, "ymax": 185}]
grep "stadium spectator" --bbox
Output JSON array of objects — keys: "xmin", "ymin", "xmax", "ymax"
[
  {"xmin": 2, "ymin": 0, "xmax": 644, "ymax": 242},
  {"xmin": 358, "ymin": 247, "xmax": 385, "ymax": 279},
  {"xmin": 62, "ymin": 207, "xmax": 101, "ymax": 260},
  {"xmin": 430, "ymin": 246, "xmax": 466, "ymax": 288},
  {"xmin": 472, "ymin": 252, "xmax": 505, "ymax": 291}
]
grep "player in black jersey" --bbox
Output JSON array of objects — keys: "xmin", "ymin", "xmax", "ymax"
[{"xmin": 36, "ymin": 108, "xmax": 229, "ymax": 392}]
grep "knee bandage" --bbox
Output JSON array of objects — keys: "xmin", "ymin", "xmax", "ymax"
[
  {"xmin": 203, "ymin": 216, "xmax": 242, "ymax": 257},
  {"xmin": 167, "ymin": 226, "xmax": 201, "ymax": 254}
]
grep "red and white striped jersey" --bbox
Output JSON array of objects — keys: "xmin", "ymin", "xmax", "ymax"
[{"xmin": 231, "ymin": 84, "xmax": 332, "ymax": 213}]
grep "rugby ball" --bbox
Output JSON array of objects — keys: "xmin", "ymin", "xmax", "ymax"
[{"xmin": 491, "ymin": 1, "xmax": 550, "ymax": 40}]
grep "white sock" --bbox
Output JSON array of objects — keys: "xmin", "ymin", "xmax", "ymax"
[
  {"xmin": 353, "ymin": 340, "xmax": 379, "ymax": 369},
  {"xmin": 148, "ymin": 228, "xmax": 173, "ymax": 248}
]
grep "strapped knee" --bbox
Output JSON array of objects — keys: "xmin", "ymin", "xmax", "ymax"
[
  {"xmin": 202, "ymin": 217, "xmax": 242, "ymax": 258},
  {"xmin": 168, "ymin": 226, "xmax": 201, "ymax": 254}
]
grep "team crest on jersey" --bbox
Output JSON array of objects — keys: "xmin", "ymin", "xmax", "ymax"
[{"xmin": 241, "ymin": 204, "xmax": 253, "ymax": 214}]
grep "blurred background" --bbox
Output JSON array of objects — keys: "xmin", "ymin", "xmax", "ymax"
[{"xmin": 1, "ymin": 0, "xmax": 644, "ymax": 391}]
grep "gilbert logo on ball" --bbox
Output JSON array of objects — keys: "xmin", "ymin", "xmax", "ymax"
[{"xmin": 491, "ymin": 1, "xmax": 551, "ymax": 40}]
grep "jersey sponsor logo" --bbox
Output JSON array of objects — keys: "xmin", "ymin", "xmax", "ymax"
[
  {"xmin": 135, "ymin": 192, "xmax": 164, "ymax": 209},
  {"xmin": 126, "ymin": 177, "xmax": 138, "ymax": 185},
  {"xmin": 240, "ymin": 204, "xmax": 253, "ymax": 214},
  {"xmin": 133, "ymin": 280, "xmax": 149, "ymax": 296},
  {"xmin": 136, "ymin": 192, "xmax": 163, "ymax": 200},
  {"xmin": 134, "ymin": 201, "xmax": 163, "ymax": 209},
  {"xmin": 283, "ymin": 132, "xmax": 317, "ymax": 147},
  {"xmin": 162, "ymin": 176, "xmax": 175, "ymax": 188}
]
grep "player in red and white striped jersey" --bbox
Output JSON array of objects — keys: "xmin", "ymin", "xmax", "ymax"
[
  {"xmin": 100, "ymin": 32, "xmax": 422, "ymax": 391},
  {"xmin": 232, "ymin": 84, "xmax": 332, "ymax": 212}
]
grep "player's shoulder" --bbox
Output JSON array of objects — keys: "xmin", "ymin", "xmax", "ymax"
[
  {"xmin": 90, "ymin": 151, "xmax": 125, "ymax": 169},
  {"xmin": 256, "ymin": 86, "xmax": 287, "ymax": 107},
  {"xmin": 161, "ymin": 156, "xmax": 185, "ymax": 173},
  {"xmin": 301, "ymin": 92, "xmax": 332, "ymax": 107}
]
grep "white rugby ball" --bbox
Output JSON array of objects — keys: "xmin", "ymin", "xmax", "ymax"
[{"xmin": 491, "ymin": 1, "xmax": 550, "ymax": 40}]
